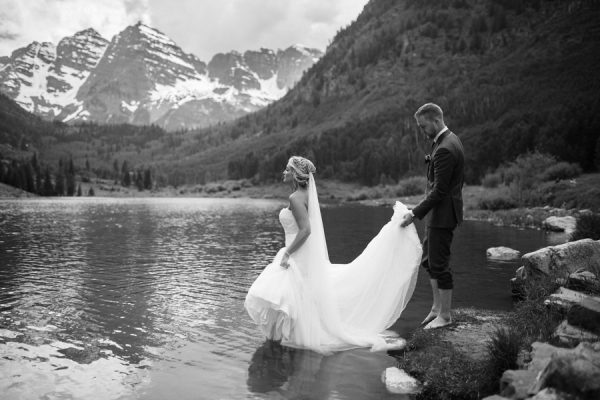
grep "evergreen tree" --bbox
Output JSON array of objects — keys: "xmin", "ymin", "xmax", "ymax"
[
  {"xmin": 34, "ymin": 165, "xmax": 42, "ymax": 195},
  {"xmin": 88, "ymin": 186, "xmax": 95, "ymax": 196},
  {"xmin": 43, "ymin": 168, "xmax": 54, "ymax": 196},
  {"xmin": 121, "ymin": 160, "xmax": 130, "ymax": 186},
  {"xmin": 55, "ymin": 172, "xmax": 65, "ymax": 196},
  {"xmin": 123, "ymin": 170, "xmax": 131, "ymax": 186},
  {"xmin": 24, "ymin": 163, "xmax": 35, "ymax": 193},
  {"xmin": 66, "ymin": 172, "xmax": 76, "ymax": 196},
  {"xmin": 77, "ymin": 184, "xmax": 82, "ymax": 196},
  {"xmin": 135, "ymin": 170, "xmax": 144, "ymax": 191},
  {"xmin": 143, "ymin": 168, "xmax": 152, "ymax": 190}
]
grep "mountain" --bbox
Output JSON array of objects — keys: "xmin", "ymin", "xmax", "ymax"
[
  {"xmin": 158, "ymin": 0, "xmax": 600, "ymax": 185},
  {"xmin": 0, "ymin": 23, "xmax": 322, "ymax": 131},
  {"xmin": 0, "ymin": 29, "xmax": 109, "ymax": 121}
]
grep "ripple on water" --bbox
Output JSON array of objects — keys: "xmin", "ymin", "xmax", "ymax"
[{"xmin": 0, "ymin": 198, "xmax": 552, "ymax": 399}]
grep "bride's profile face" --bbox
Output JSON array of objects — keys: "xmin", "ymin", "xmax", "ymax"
[{"xmin": 283, "ymin": 165, "xmax": 293, "ymax": 182}]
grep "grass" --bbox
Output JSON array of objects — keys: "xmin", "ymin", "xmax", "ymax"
[
  {"xmin": 395, "ymin": 314, "xmax": 499, "ymax": 400},
  {"xmin": 394, "ymin": 273, "xmax": 569, "ymax": 400}
]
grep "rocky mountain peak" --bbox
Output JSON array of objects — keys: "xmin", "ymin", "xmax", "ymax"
[{"xmin": 0, "ymin": 23, "xmax": 322, "ymax": 130}]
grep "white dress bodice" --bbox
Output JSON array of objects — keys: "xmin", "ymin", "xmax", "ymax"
[{"xmin": 279, "ymin": 208, "xmax": 298, "ymax": 247}]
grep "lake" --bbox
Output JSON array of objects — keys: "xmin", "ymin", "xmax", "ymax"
[{"xmin": 0, "ymin": 197, "xmax": 556, "ymax": 399}]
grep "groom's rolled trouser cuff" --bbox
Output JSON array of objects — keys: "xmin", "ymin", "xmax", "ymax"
[{"xmin": 421, "ymin": 227, "xmax": 454, "ymax": 290}]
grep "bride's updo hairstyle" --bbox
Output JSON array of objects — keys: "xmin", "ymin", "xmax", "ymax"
[{"xmin": 287, "ymin": 156, "xmax": 316, "ymax": 188}]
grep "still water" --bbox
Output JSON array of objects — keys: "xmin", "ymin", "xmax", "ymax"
[{"xmin": 0, "ymin": 198, "xmax": 555, "ymax": 400}]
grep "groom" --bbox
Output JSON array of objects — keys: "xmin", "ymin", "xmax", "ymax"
[{"xmin": 400, "ymin": 103, "xmax": 465, "ymax": 329}]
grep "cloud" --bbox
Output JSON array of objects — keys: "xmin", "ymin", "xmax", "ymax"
[
  {"xmin": 0, "ymin": 0, "xmax": 151, "ymax": 56},
  {"xmin": 0, "ymin": 0, "xmax": 368, "ymax": 61},
  {"xmin": 147, "ymin": 0, "xmax": 367, "ymax": 60}
]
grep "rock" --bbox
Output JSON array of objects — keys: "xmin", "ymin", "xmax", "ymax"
[
  {"xmin": 437, "ymin": 308, "xmax": 507, "ymax": 361},
  {"xmin": 511, "ymin": 266, "xmax": 528, "ymax": 298},
  {"xmin": 481, "ymin": 396, "xmax": 512, "ymax": 400},
  {"xmin": 381, "ymin": 337, "xmax": 407, "ymax": 351},
  {"xmin": 530, "ymin": 342, "xmax": 600, "ymax": 399},
  {"xmin": 530, "ymin": 388, "xmax": 578, "ymax": 400},
  {"xmin": 500, "ymin": 369, "xmax": 538, "ymax": 399},
  {"xmin": 382, "ymin": 367, "xmax": 421, "ymax": 394},
  {"xmin": 522, "ymin": 239, "xmax": 600, "ymax": 277},
  {"xmin": 566, "ymin": 270, "xmax": 600, "ymax": 293},
  {"xmin": 554, "ymin": 320, "xmax": 600, "ymax": 345},
  {"xmin": 487, "ymin": 246, "xmax": 521, "ymax": 261},
  {"xmin": 542, "ymin": 216, "xmax": 577, "ymax": 233},
  {"xmin": 527, "ymin": 342, "xmax": 572, "ymax": 372},
  {"xmin": 544, "ymin": 287, "xmax": 598, "ymax": 308},
  {"xmin": 566, "ymin": 296, "xmax": 600, "ymax": 334}
]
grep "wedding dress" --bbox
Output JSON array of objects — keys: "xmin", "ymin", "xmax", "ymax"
[{"xmin": 244, "ymin": 175, "xmax": 422, "ymax": 353}]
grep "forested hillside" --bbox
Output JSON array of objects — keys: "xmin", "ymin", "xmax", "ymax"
[
  {"xmin": 155, "ymin": 0, "xmax": 600, "ymax": 185},
  {"xmin": 2, "ymin": 0, "xmax": 599, "ymax": 189}
]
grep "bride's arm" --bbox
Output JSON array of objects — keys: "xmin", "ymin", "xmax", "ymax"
[{"xmin": 281, "ymin": 193, "xmax": 311, "ymax": 268}]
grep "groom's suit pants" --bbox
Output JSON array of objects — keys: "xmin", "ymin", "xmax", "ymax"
[{"xmin": 421, "ymin": 226, "xmax": 454, "ymax": 290}]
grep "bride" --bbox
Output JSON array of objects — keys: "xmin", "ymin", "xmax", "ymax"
[{"xmin": 244, "ymin": 156, "xmax": 422, "ymax": 353}]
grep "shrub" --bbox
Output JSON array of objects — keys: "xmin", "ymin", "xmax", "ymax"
[
  {"xmin": 502, "ymin": 152, "xmax": 557, "ymax": 204},
  {"xmin": 486, "ymin": 327, "xmax": 522, "ymax": 378},
  {"xmin": 481, "ymin": 172, "xmax": 501, "ymax": 188},
  {"xmin": 502, "ymin": 152, "xmax": 557, "ymax": 186},
  {"xmin": 538, "ymin": 162, "xmax": 582, "ymax": 182},
  {"xmin": 571, "ymin": 213, "xmax": 600, "ymax": 241},
  {"xmin": 395, "ymin": 176, "xmax": 426, "ymax": 196},
  {"xmin": 478, "ymin": 190, "xmax": 517, "ymax": 210}
]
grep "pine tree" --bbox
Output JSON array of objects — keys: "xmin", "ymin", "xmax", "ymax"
[
  {"xmin": 88, "ymin": 186, "xmax": 95, "ymax": 196},
  {"xmin": 43, "ymin": 168, "xmax": 54, "ymax": 196},
  {"xmin": 77, "ymin": 184, "xmax": 82, "ymax": 196},
  {"xmin": 143, "ymin": 168, "xmax": 152, "ymax": 190},
  {"xmin": 135, "ymin": 170, "xmax": 144, "ymax": 191}
]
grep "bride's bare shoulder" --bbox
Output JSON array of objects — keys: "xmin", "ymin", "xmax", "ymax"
[{"xmin": 289, "ymin": 190, "xmax": 308, "ymax": 209}]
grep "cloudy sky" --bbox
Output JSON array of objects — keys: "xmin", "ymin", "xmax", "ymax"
[{"xmin": 0, "ymin": 0, "xmax": 369, "ymax": 61}]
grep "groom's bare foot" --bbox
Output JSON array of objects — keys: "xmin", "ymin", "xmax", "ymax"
[
  {"xmin": 423, "ymin": 316, "xmax": 452, "ymax": 330},
  {"xmin": 421, "ymin": 310, "xmax": 438, "ymax": 326}
]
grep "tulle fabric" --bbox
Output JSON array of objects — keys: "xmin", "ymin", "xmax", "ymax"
[{"xmin": 245, "ymin": 175, "xmax": 421, "ymax": 353}]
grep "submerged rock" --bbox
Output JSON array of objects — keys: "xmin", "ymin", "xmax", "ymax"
[{"xmin": 487, "ymin": 246, "xmax": 521, "ymax": 261}]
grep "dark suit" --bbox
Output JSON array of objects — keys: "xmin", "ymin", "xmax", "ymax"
[{"xmin": 412, "ymin": 130, "xmax": 464, "ymax": 289}]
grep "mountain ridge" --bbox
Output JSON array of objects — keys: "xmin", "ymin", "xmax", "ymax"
[
  {"xmin": 161, "ymin": 0, "xmax": 600, "ymax": 185},
  {"xmin": 0, "ymin": 23, "xmax": 322, "ymax": 131}
]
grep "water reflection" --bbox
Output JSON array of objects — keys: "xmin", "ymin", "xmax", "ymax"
[
  {"xmin": 248, "ymin": 340, "xmax": 410, "ymax": 400},
  {"xmin": 0, "ymin": 198, "xmax": 553, "ymax": 399}
]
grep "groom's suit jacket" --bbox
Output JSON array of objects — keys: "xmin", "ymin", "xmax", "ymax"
[{"xmin": 412, "ymin": 130, "xmax": 464, "ymax": 228}]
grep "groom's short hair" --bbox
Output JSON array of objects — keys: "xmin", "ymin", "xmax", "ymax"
[{"xmin": 415, "ymin": 103, "xmax": 444, "ymax": 122}]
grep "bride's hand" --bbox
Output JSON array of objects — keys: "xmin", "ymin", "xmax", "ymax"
[{"xmin": 280, "ymin": 251, "xmax": 291, "ymax": 269}]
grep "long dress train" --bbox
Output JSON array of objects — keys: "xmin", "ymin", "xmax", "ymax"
[{"xmin": 244, "ymin": 175, "xmax": 421, "ymax": 353}]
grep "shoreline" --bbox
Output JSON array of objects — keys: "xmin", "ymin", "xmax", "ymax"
[{"xmin": 1, "ymin": 180, "xmax": 585, "ymax": 233}]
